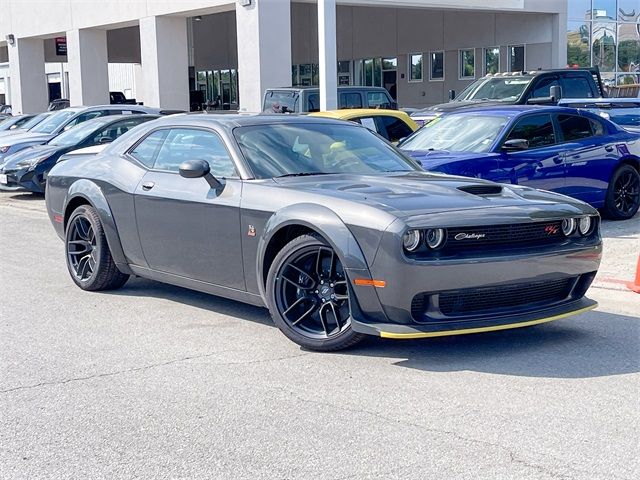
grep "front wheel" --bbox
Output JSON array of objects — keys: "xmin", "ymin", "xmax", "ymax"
[
  {"xmin": 266, "ymin": 234, "xmax": 365, "ymax": 351},
  {"xmin": 65, "ymin": 205, "xmax": 129, "ymax": 291},
  {"xmin": 602, "ymin": 164, "xmax": 640, "ymax": 220}
]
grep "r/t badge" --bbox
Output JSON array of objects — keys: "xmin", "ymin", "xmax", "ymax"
[{"xmin": 247, "ymin": 225, "xmax": 256, "ymax": 237}]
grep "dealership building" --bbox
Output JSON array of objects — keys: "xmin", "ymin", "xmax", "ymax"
[{"xmin": 0, "ymin": 0, "xmax": 638, "ymax": 113}]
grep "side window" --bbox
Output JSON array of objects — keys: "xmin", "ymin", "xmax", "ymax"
[
  {"xmin": 506, "ymin": 114, "xmax": 556, "ymax": 149},
  {"xmin": 152, "ymin": 128, "xmax": 237, "ymax": 177},
  {"xmin": 557, "ymin": 114, "xmax": 594, "ymax": 141},
  {"xmin": 339, "ymin": 93, "xmax": 363, "ymax": 109},
  {"xmin": 590, "ymin": 119, "xmax": 605, "ymax": 136},
  {"xmin": 307, "ymin": 93, "xmax": 320, "ymax": 112},
  {"xmin": 64, "ymin": 111, "xmax": 104, "ymax": 129},
  {"xmin": 561, "ymin": 76, "xmax": 594, "ymax": 98},
  {"xmin": 367, "ymin": 92, "xmax": 391, "ymax": 109},
  {"xmin": 530, "ymin": 76, "xmax": 559, "ymax": 98},
  {"xmin": 379, "ymin": 116, "xmax": 414, "ymax": 143},
  {"xmin": 91, "ymin": 118, "xmax": 149, "ymax": 145},
  {"xmin": 129, "ymin": 130, "xmax": 169, "ymax": 168},
  {"xmin": 356, "ymin": 117, "xmax": 378, "ymax": 132}
]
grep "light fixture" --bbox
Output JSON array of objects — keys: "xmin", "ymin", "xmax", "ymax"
[
  {"xmin": 194, "ymin": 16, "xmax": 202, "ymax": 21},
  {"xmin": 5, "ymin": 34, "xmax": 15, "ymax": 46},
  {"xmin": 237, "ymin": 0, "xmax": 252, "ymax": 6}
]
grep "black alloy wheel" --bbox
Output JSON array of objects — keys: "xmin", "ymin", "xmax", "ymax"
[
  {"xmin": 67, "ymin": 214, "xmax": 98, "ymax": 281},
  {"xmin": 603, "ymin": 164, "xmax": 640, "ymax": 220},
  {"xmin": 267, "ymin": 234, "xmax": 364, "ymax": 351}
]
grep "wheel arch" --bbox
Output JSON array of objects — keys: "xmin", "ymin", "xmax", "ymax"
[
  {"xmin": 617, "ymin": 155, "xmax": 640, "ymax": 174},
  {"xmin": 256, "ymin": 204, "xmax": 370, "ymax": 297},
  {"xmin": 63, "ymin": 179, "xmax": 132, "ymax": 273}
]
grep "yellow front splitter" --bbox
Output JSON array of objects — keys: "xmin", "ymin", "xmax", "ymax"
[{"xmin": 379, "ymin": 304, "xmax": 598, "ymax": 339}]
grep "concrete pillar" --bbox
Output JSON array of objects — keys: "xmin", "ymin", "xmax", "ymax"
[
  {"xmin": 235, "ymin": 0, "xmax": 291, "ymax": 112},
  {"xmin": 67, "ymin": 28, "xmax": 109, "ymax": 106},
  {"xmin": 319, "ymin": 0, "xmax": 337, "ymax": 111},
  {"xmin": 7, "ymin": 37, "xmax": 47, "ymax": 114},
  {"xmin": 139, "ymin": 16, "xmax": 189, "ymax": 110},
  {"xmin": 551, "ymin": 12, "xmax": 568, "ymax": 68}
]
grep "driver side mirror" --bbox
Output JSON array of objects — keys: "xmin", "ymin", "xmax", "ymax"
[
  {"xmin": 502, "ymin": 138, "xmax": 529, "ymax": 151},
  {"xmin": 179, "ymin": 159, "xmax": 222, "ymax": 189}
]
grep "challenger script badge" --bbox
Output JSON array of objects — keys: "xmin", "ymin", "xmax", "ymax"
[{"xmin": 454, "ymin": 233, "xmax": 486, "ymax": 240}]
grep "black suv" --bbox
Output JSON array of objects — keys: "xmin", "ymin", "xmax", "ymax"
[{"xmin": 411, "ymin": 67, "xmax": 605, "ymax": 124}]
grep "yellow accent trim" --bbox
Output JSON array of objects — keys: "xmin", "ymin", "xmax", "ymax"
[{"xmin": 379, "ymin": 304, "xmax": 598, "ymax": 339}]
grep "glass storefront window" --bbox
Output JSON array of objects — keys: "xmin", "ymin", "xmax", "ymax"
[
  {"xmin": 484, "ymin": 47, "xmax": 500, "ymax": 74},
  {"xmin": 567, "ymin": 21, "xmax": 592, "ymax": 67},
  {"xmin": 569, "ymin": 0, "xmax": 593, "ymax": 21},
  {"xmin": 617, "ymin": 22, "xmax": 640, "ymax": 72},
  {"xmin": 373, "ymin": 58, "xmax": 382, "ymax": 86},
  {"xmin": 509, "ymin": 45, "xmax": 525, "ymax": 71},
  {"xmin": 364, "ymin": 58, "xmax": 374, "ymax": 85},
  {"xmin": 430, "ymin": 51, "xmax": 444, "ymax": 80},
  {"xmin": 382, "ymin": 58, "xmax": 397, "ymax": 70},
  {"xmin": 592, "ymin": 0, "xmax": 617, "ymax": 21},
  {"xmin": 409, "ymin": 54, "xmax": 423, "ymax": 81},
  {"xmin": 592, "ymin": 21, "xmax": 617, "ymax": 71},
  {"xmin": 618, "ymin": 1, "xmax": 639, "ymax": 22}
]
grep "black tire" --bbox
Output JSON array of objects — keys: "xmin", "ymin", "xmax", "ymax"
[
  {"xmin": 65, "ymin": 205, "xmax": 129, "ymax": 291},
  {"xmin": 602, "ymin": 164, "xmax": 640, "ymax": 220},
  {"xmin": 266, "ymin": 234, "xmax": 365, "ymax": 351}
]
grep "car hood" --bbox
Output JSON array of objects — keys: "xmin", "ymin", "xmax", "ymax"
[
  {"xmin": 402, "ymin": 149, "xmax": 491, "ymax": 170},
  {"xmin": 0, "ymin": 131, "xmax": 54, "ymax": 147},
  {"xmin": 272, "ymin": 171, "xmax": 593, "ymax": 224},
  {"xmin": 412, "ymin": 100, "xmax": 512, "ymax": 117},
  {"xmin": 0, "ymin": 145, "xmax": 60, "ymax": 170}
]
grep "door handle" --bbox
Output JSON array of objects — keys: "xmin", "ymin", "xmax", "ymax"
[
  {"xmin": 142, "ymin": 181, "xmax": 155, "ymax": 191},
  {"xmin": 605, "ymin": 145, "xmax": 614, "ymax": 152}
]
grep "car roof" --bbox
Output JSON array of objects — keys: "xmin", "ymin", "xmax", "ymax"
[
  {"xmin": 311, "ymin": 108, "xmax": 406, "ymax": 118},
  {"xmin": 267, "ymin": 86, "xmax": 389, "ymax": 91},
  {"xmin": 139, "ymin": 112, "xmax": 358, "ymax": 129},
  {"xmin": 438, "ymin": 105, "xmax": 589, "ymax": 116}
]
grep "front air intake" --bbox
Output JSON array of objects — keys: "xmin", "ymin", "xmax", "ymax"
[{"xmin": 458, "ymin": 185, "xmax": 503, "ymax": 196}]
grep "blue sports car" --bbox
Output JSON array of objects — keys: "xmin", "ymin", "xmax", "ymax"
[{"xmin": 400, "ymin": 106, "xmax": 640, "ymax": 220}]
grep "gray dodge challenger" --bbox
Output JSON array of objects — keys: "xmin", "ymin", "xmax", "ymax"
[{"xmin": 45, "ymin": 114, "xmax": 602, "ymax": 351}]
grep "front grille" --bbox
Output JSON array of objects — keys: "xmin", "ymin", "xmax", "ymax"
[
  {"xmin": 446, "ymin": 221, "xmax": 564, "ymax": 250},
  {"xmin": 438, "ymin": 277, "xmax": 575, "ymax": 316}
]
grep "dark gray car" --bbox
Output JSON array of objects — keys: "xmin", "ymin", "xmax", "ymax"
[{"xmin": 45, "ymin": 114, "xmax": 602, "ymax": 351}]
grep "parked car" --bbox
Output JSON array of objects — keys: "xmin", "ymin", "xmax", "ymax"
[
  {"xmin": 263, "ymin": 86, "xmax": 396, "ymax": 113},
  {"xmin": 110, "ymin": 91, "xmax": 137, "ymax": 105},
  {"xmin": 310, "ymin": 109, "xmax": 418, "ymax": 144},
  {"xmin": 400, "ymin": 105, "xmax": 640, "ymax": 220},
  {"xmin": 410, "ymin": 67, "xmax": 605, "ymax": 125},
  {"xmin": 48, "ymin": 99, "xmax": 70, "ymax": 111},
  {"xmin": 558, "ymin": 98, "xmax": 640, "ymax": 134},
  {"xmin": 0, "ymin": 105, "xmax": 160, "ymax": 163},
  {"xmin": 0, "ymin": 104, "xmax": 12, "ymax": 117},
  {"xmin": 0, "ymin": 112, "xmax": 54, "ymax": 139},
  {"xmin": 0, "ymin": 114, "xmax": 35, "ymax": 132},
  {"xmin": 0, "ymin": 114, "xmax": 158, "ymax": 192},
  {"xmin": 46, "ymin": 114, "xmax": 601, "ymax": 351}
]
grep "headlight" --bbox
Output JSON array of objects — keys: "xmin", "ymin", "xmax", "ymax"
[
  {"xmin": 561, "ymin": 218, "xmax": 576, "ymax": 236},
  {"xmin": 425, "ymin": 228, "xmax": 446, "ymax": 249},
  {"xmin": 16, "ymin": 154, "xmax": 49, "ymax": 169},
  {"xmin": 578, "ymin": 216, "xmax": 594, "ymax": 236},
  {"xmin": 402, "ymin": 229, "xmax": 421, "ymax": 252},
  {"xmin": 0, "ymin": 146, "xmax": 10, "ymax": 154}
]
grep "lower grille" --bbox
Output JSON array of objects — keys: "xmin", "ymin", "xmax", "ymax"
[{"xmin": 438, "ymin": 277, "xmax": 575, "ymax": 316}]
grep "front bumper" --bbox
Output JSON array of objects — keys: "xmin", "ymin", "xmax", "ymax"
[{"xmin": 1, "ymin": 166, "xmax": 43, "ymax": 193}]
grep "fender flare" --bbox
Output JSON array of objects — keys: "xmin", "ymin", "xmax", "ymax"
[
  {"xmin": 63, "ymin": 179, "xmax": 132, "ymax": 273},
  {"xmin": 255, "ymin": 203, "xmax": 371, "ymax": 298}
]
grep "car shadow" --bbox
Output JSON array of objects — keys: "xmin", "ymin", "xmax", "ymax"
[
  {"xmin": 112, "ymin": 278, "xmax": 638, "ymax": 380},
  {"xmin": 8, "ymin": 192, "xmax": 43, "ymax": 200},
  {"xmin": 344, "ymin": 309, "xmax": 640, "ymax": 379}
]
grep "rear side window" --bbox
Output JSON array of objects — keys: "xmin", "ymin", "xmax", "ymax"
[
  {"xmin": 367, "ymin": 92, "xmax": 392, "ymax": 109},
  {"xmin": 506, "ymin": 114, "xmax": 556, "ymax": 149},
  {"xmin": 90, "ymin": 118, "xmax": 153, "ymax": 145},
  {"xmin": 561, "ymin": 76, "xmax": 594, "ymax": 98},
  {"xmin": 64, "ymin": 111, "xmax": 106, "ymax": 130},
  {"xmin": 129, "ymin": 130, "xmax": 168, "ymax": 168},
  {"xmin": 557, "ymin": 114, "xmax": 594, "ymax": 141},
  {"xmin": 263, "ymin": 91, "xmax": 298, "ymax": 113},
  {"xmin": 590, "ymin": 119, "xmax": 605, "ymax": 136},
  {"xmin": 307, "ymin": 93, "xmax": 320, "ymax": 112},
  {"xmin": 339, "ymin": 92, "xmax": 363, "ymax": 109},
  {"xmin": 530, "ymin": 77, "xmax": 559, "ymax": 98},
  {"xmin": 379, "ymin": 116, "xmax": 414, "ymax": 143}
]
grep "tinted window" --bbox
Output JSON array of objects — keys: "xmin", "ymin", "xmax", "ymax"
[
  {"xmin": 379, "ymin": 116, "xmax": 413, "ymax": 143},
  {"xmin": 129, "ymin": 130, "xmax": 168, "ymax": 168},
  {"xmin": 367, "ymin": 92, "xmax": 391, "ymax": 109},
  {"xmin": 530, "ymin": 77, "xmax": 559, "ymax": 98},
  {"xmin": 152, "ymin": 128, "xmax": 236, "ymax": 177},
  {"xmin": 590, "ymin": 119, "xmax": 605, "ymax": 136},
  {"xmin": 64, "ymin": 111, "xmax": 108, "ymax": 130},
  {"xmin": 307, "ymin": 93, "xmax": 320, "ymax": 112},
  {"xmin": 506, "ymin": 114, "xmax": 556, "ymax": 148},
  {"xmin": 561, "ymin": 76, "xmax": 594, "ymax": 98},
  {"xmin": 89, "ymin": 117, "xmax": 155, "ymax": 145},
  {"xmin": 339, "ymin": 92, "xmax": 363, "ymax": 109},
  {"xmin": 558, "ymin": 114, "xmax": 593, "ymax": 141}
]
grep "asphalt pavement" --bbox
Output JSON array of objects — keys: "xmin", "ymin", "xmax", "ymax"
[{"xmin": 0, "ymin": 192, "xmax": 638, "ymax": 480}]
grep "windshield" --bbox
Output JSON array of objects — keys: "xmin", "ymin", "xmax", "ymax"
[
  {"xmin": 49, "ymin": 118, "xmax": 110, "ymax": 147},
  {"xmin": 401, "ymin": 114, "xmax": 509, "ymax": 153},
  {"xmin": 29, "ymin": 110, "xmax": 77, "ymax": 134},
  {"xmin": 263, "ymin": 91, "xmax": 299, "ymax": 113},
  {"xmin": 456, "ymin": 76, "xmax": 531, "ymax": 102},
  {"xmin": 233, "ymin": 123, "xmax": 419, "ymax": 179},
  {"xmin": 20, "ymin": 112, "xmax": 52, "ymax": 130}
]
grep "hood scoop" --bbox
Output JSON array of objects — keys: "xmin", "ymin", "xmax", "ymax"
[{"xmin": 458, "ymin": 184, "xmax": 503, "ymax": 196}]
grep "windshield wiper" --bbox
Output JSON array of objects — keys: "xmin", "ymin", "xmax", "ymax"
[{"xmin": 276, "ymin": 172, "xmax": 331, "ymax": 178}]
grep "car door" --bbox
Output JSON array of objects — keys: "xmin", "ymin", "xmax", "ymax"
[
  {"xmin": 132, "ymin": 127, "xmax": 245, "ymax": 290},
  {"xmin": 558, "ymin": 113, "xmax": 613, "ymax": 204},
  {"xmin": 497, "ymin": 113, "xmax": 566, "ymax": 191}
]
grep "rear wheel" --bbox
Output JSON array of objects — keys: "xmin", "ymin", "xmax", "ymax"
[
  {"xmin": 266, "ymin": 234, "xmax": 365, "ymax": 351},
  {"xmin": 602, "ymin": 164, "xmax": 640, "ymax": 220},
  {"xmin": 65, "ymin": 205, "xmax": 129, "ymax": 291}
]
